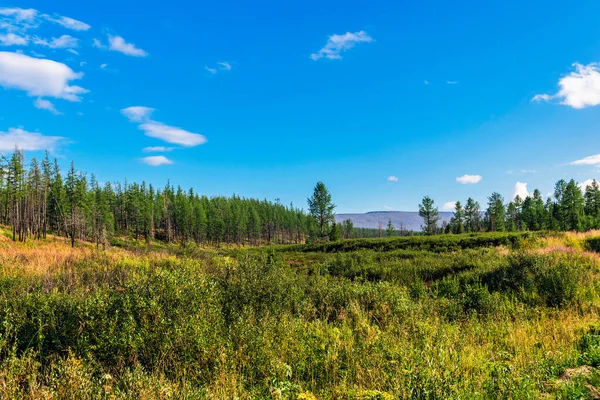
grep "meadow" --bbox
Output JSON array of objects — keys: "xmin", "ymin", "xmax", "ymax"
[{"xmin": 0, "ymin": 231, "xmax": 600, "ymax": 398}]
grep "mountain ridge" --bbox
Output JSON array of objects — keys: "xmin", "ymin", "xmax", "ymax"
[{"xmin": 335, "ymin": 211, "xmax": 454, "ymax": 231}]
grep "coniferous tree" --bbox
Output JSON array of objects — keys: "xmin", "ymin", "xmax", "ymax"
[
  {"xmin": 418, "ymin": 196, "xmax": 439, "ymax": 235},
  {"xmin": 584, "ymin": 180, "xmax": 600, "ymax": 229},
  {"xmin": 386, "ymin": 219, "xmax": 395, "ymax": 237},
  {"xmin": 450, "ymin": 201, "xmax": 465, "ymax": 234},
  {"xmin": 487, "ymin": 192, "xmax": 506, "ymax": 232},
  {"xmin": 464, "ymin": 198, "xmax": 482, "ymax": 232},
  {"xmin": 307, "ymin": 181, "xmax": 335, "ymax": 240}
]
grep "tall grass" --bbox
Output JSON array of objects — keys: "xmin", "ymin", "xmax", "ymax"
[{"xmin": 0, "ymin": 232, "xmax": 598, "ymax": 398}]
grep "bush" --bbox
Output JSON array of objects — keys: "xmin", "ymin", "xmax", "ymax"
[
  {"xmin": 481, "ymin": 252, "xmax": 585, "ymax": 307},
  {"xmin": 281, "ymin": 232, "xmax": 542, "ymax": 254}
]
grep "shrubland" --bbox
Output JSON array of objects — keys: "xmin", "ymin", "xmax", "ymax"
[{"xmin": 0, "ymin": 231, "xmax": 599, "ymax": 398}]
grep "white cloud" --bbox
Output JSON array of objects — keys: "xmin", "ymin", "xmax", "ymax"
[
  {"xmin": 33, "ymin": 34, "xmax": 78, "ymax": 49},
  {"xmin": 513, "ymin": 182, "xmax": 529, "ymax": 200},
  {"xmin": 141, "ymin": 155, "xmax": 173, "ymax": 166},
  {"xmin": 121, "ymin": 106, "xmax": 154, "ymax": 122},
  {"xmin": 533, "ymin": 63, "xmax": 600, "ymax": 109},
  {"xmin": 46, "ymin": 15, "xmax": 90, "ymax": 31},
  {"xmin": 205, "ymin": 66, "xmax": 217, "ymax": 74},
  {"xmin": 456, "ymin": 174, "xmax": 482, "ymax": 184},
  {"xmin": 0, "ymin": 51, "xmax": 87, "ymax": 101},
  {"xmin": 387, "ymin": 175, "xmax": 399, "ymax": 182},
  {"xmin": 143, "ymin": 146, "xmax": 174, "ymax": 153},
  {"xmin": 139, "ymin": 121, "xmax": 206, "ymax": 147},
  {"xmin": 218, "ymin": 61, "xmax": 231, "ymax": 71},
  {"xmin": 92, "ymin": 38, "xmax": 103, "ymax": 48},
  {"xmin": 0, "ymin": 127, "xmax": 63, "ymax": 151},
  {"xmin": 122, "ymin": 106, "xmax": 207, "ymax": 147},
  {"xmin": 34, "ymin": 98, "xmax": 61, "ymax": 115},
  {"xmin": 532, "ymin": 93, "xmax": 552, "ymax": 102},
  {"xmin": 441, "ymin": 201, "xmax": 456, "ymax": 211},
  {"xmin": 383, "ymin": 205, "xmax": 393, "ymax": 210},
  {"xmin": 0, "ymin": 33, "xmax": 27, "ymax": 46},
  {"xmin": 107, "ymin": 35, "xmax": 148, "ymax": 57},
  {"xmin": 424, "ymin": 80, "xmax": 430, "ymax": 85},
  {"xmin": 310, "ymin": 30, "xmax": 373, "ymax": 60},
  {"xmin": 579, "ymin": 179, "xmax": 596, "ymax": 191},
  {"xmin": 571, "ymin": 154, "xmax": 600, "ymax": 166},
  {"xmin": 0, "ymin": 8, "xmax": 37, "ymax": 21},
  {"xmin": 100, "ymin": 63, "xmax": 107, "ymax": 69},
  {"xmin": 447, "ymin": 81, "xmax": 458, "ymax": 84}
]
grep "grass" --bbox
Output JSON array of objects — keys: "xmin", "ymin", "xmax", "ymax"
[{"xmin": 0, "ymin": 230, "xmax": 599, "ymax": 398}]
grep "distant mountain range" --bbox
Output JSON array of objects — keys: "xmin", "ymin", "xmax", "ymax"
[{"xmin": 335, "ymin": 211, "xmax": 454, "ymax": 232}]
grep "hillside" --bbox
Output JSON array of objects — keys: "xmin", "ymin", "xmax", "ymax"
[{"xmin": 335, "ymin": 210, "xmax": 454, "ymax": 231}]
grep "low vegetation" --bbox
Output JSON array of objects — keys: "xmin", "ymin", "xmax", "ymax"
[{"xmin": 0, "ymin": 230, "xmax": 599, "ymax": 398}]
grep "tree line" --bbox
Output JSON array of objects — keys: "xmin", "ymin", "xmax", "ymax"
[
  {"xmin": 1, "ymin": 150, "xmax": 319, "ymax": 247},
  {"xmin": 418, "ymin": 179, "xmax": 600, "ymax": 234}
]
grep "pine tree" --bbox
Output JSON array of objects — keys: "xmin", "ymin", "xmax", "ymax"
[
  {"xmin": 450, "ymin": 201, "xmax": 465, "ymax": 234},
  {"xmin": 307, "ymin": 181, "xmax": 335, "ymax": 240},
  {"xmin": 329, "ymin": 221, "xmax": 341, "ymax": 241},
  {"xmin": 418, "ymin": 196, "xmax": 439, "ymax": 235},
  {"xmin": 464, "ymin": 198, "xmax": 482, "ymax": 232},
  {"xmin": 386, "ymin": 218, "xmax": 395, "ymax": 237},
  {"xmin": 487, "ymin": 192, "xmax": 506, "ymax": 232}
]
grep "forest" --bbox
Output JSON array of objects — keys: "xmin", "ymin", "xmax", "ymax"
[{"xmin": 1, "ymin": 150, "xmax": 599, "ymax": 250}]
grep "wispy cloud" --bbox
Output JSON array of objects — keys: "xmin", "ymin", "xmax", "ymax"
[
  {"xmin": 0, "ymin": 8, "xmax": 38, "ymax": 21},
  {"xmin": 34, "ymin": 98, "xmax": 61, "ymax": 115},
  {"xmin": 143, "ymin": 146, "xmax": 174, "ymax": 153},
  {"xmin": 533, "ymin": 63, "xmax": 600, "ymax": 109},
  {"xmin": 571, "ymin": 154, "xmax": 600, "ymax": 166},
  {"xmin": 387, "ymin": 175, "xmax": 399, "ymax": 182},
  {"xmin": 383, "ymin": 205, "xmax": 393, "ymax": 210},
  {"xmin": 424, "ymin": 80, "xmax": 430, "ymax": 85},
  {"xmin": 446, "ymin": 81, "xmax": 458, "ymax": 85},
  {"xmin": 204, "ymin": 66, "xmax": 217, "ymax": 74},
  {"xmin": 141, "ymin": 155, "xmax": 173, "ymax": 166},
  {"xmin": 94, "ymin": 35, "xmax": 148, "ymax": 57},
  {"xmin": 0, "ymin": 127, "xmax": 63, "ymax": 151},
  {"xmin": 0, "ymin": 51, "xmax": 87, "ymax": 101},
  {"xmin": 139, "ymin": 121, "xmax": 207, "ymax": 147},
  {"xmin": 45, "ymin": 15, "xmax": 90, "ymax": 31},
  {"xmin": 456, "ymin": 174, "xmax": 482, "ymax": 184},
  {"xmin": 108, "ymin": 35, "xmax": 147, "ymax": 57},
  {"xmin": 311, "ymin": 30, "xmax": 373, "ymax": 60},
  {"xmin": 0, "ymin": 33, "xmax": 27, "ymax": 46},
  {"xmin": 33, "ymin": 34, "xmax": 78, "ymax": 49},
  {"xmin": 122, "ymin": 106, "xmax": 207, "ymax": 147},
  {"xmin": 121, "ymin": 106, "xmax": 154, "ymax": 122},
  {"xmin": 217, "ymin": 61, "xmax": 231, "ymax": 71}
]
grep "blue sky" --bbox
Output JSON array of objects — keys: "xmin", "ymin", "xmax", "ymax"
[{"xmin": 1, "ymin": 1, "xmax": 600, "ymax": 213}]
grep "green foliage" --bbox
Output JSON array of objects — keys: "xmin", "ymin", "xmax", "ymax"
[
  {"xmin": 0, "ymin": 231, "xmax": 599, "ymax": 397},
  {"xmin": 284, "ymin": 231, "xmax": 541, "ymax": 253},
  {"xmin": 418, "ymin": 195, "xmax": 439, "ymax": 235}
]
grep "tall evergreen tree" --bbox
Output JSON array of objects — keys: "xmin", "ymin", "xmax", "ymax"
[
  {"xmin": 418, "ymin": 196, "xmax": 439, "ymax": 235},
  {"xmin": 307, "ymin": 181, "xmax": 335, "ymax": 240},
  {"xmin": 450, "ymin": 201, "xmax": 465, "ymax": 234},
  {"xmin": 487, "ymin": 192, "xmax": 506, "ymax": 232}
]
